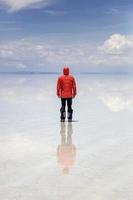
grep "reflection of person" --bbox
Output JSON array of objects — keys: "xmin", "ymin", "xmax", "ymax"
[
  {"xmin": 56, "ymin": 67, "xmax": 77, "ymax": 122},
  {"xmin": 57, "ymin": 122, "xmax": 76, "ymax": 174}
]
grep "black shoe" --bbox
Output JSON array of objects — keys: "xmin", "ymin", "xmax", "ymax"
[
  {"xmin": 60, "ymin": 111, "xmax": 66, "ymax": 120},
  {"xmin": 67, "ymin": 111, "xmax": 73, "ymax": 122}
]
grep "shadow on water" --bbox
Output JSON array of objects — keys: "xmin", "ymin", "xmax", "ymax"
[{"xmin": 57, "ymin": 122, "xmax": 76, "ymax": 175}]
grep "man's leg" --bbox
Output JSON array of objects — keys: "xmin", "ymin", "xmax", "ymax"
[
  {"xmin": 67, "ymin": 98, "xmax": 73, "ymax": 121},
  {"xmin": 60, "ymin": 98, "xmax": 66, "ymax": 121}
]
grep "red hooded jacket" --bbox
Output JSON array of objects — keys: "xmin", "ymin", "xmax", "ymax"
[{"xmin": 57, "ymin": 67, "xmax": 77, "ymax": 98}]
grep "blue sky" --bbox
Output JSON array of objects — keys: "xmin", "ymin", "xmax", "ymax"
[{"xmin": 0, "ymin": 0, "xmax": 133, "ymax": 72}]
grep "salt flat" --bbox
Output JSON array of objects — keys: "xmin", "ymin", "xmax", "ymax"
[{"xmin": 0, "ymin": 74, "xmax": 133, "ymax": 200}]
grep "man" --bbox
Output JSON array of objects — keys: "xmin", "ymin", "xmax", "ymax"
[{"xmin": 57, "ymin": 66, "xmax": 77, "ymax": 122}]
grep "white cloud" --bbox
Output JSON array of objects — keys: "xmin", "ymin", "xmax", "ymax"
[
  {"xmin": 106, "ymin": 8, "xmax": 133, "ymax": 17},
  {"xmin": 0, "ymin": 33, "xmax": 133, "ymax": 72},
  {"xmin": 99, "ymin": 34, "xmax": 133, "ymax": 55},
  {"xmin": 0, "ymin": 0, "xmax": 54, "ymax": 12},
  {"xmin": 0, "ymin": 39, "xmax": 94, "ymax": 67},
  {"xmin": 99, "ymin": 95, "xmax": 133, "ymax": 112},
  {"xmin": 44, "ymin": 9, "xmax": 67, "ymax": 15},
  {"xmin": 82, "ymin": 79, "xmax": 133, "ymax": 112},
  {"xmin": 1, "ymin": 75, "xmax": 133, "ymax": 112},
  {"xmin": 0, "ymin": 76, "xmax": 55, "ymax": 104},
  {"xmin": 106, "ymin": 8, "xmax": 120, "ymax": 15},
  {"xmin": 16, "ymin": 63, "xmax": 27, "ymax": 69}
]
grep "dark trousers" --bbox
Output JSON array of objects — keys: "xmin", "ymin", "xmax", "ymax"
[{"xmin": 60, "ymin": 98, "xmax": 73, "ymax": 119}]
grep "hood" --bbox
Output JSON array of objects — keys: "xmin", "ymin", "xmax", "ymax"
[{"xmin": 63, "ymin": 67, "xmax": 70, "ymax": 75}]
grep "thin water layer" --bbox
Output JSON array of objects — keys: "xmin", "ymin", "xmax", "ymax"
[{"xmin": 0, "ymin": 74, "xmax": 133, "ymax": 200}]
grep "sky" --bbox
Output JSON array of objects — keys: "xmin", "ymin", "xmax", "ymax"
[{"xmin": 0, "ymin": 0, "xmax": 133, "ymax": 73}]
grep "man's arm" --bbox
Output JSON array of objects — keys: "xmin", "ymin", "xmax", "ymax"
[
  {"xmin": 57, "ymin": 77, "xmax": 61, "ymax": 98},
  {"xmin": 72, "ymin": 77, "xmax": 77, "ymax": 98}
]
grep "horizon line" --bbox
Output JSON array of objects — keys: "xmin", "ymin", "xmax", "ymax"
[{"xmin": 0, "ymin": 71, "xmax": 131, "ymax": 75}]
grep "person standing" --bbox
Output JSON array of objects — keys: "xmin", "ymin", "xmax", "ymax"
[{"xmin": 57, "ymin": 66, "xmax": 77, "ymax": 122}]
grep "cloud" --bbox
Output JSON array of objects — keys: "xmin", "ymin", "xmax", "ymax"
[
  {"xmin": 0, "ymin": 39, "xmax": 94, "ymax": 68},
  {"xmin": 44, "ymin": 9, "xmax": 67, "ymax": 15},
  {"xmin": 99, "ymin": 95, "xmax": 133, "ymax": 112},
  {"xmin": 0, "ymin": 27, "xmax": 22, "ymax": 31},
  {"xmin": 0, "ymin": 20, "xmax": 22, "ymax": 31},
  {"xmin": 96, "ymin": 34, "xmax": 133, "ymax": 68},
  {"xmin": 98, "ymin": 34, "xmax": 133, "ymax": 55},
  {"xmin": 81, "ymin": 79, "xmax": 133, "ymax": 112},
  {"xmin": 106, "ymin": 8, "xmax": 133, "ymax": 17},
  {"xmin": 1, "ymin": 75, "xmax": 133, "ymax": 113},
  {"xmin": 99, "ymin": 85, "xmax": 133, "ymax": 112},
  {"xmin": 0, "ymin": 33, "xmax": 133, "ymax": 72},
  {"xmin": 0, "ymin": 75, "xmax": 55, "ymax": 104},
  {"xmin": 106, "ymin": 8, "xmax": 120, "ymax": 15},
  {"xmin": 0, "ymin": 0, "xmax": 54, "ymax": 12},
  {"xmin": 16, "ymin": 63, "xmax": 27, "ymax": 69}
]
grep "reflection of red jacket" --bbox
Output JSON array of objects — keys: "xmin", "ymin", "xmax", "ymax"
[
  {"xmin": 57, "ymin": 67, "xmax": 77, "ymax": 98},
  {"xmin": 57, "ymin": 145, "xmax": 76, "ymax": 169}
]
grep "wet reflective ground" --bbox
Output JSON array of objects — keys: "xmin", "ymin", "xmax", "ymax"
[{"xmin": 0, "ymin": 74, "xmax": 133, "ymax": 200}]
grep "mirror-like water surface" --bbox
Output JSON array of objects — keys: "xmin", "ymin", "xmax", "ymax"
[{"xmin": 0, "ymin": 74, "xmax": 133, "ymax": 200}]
